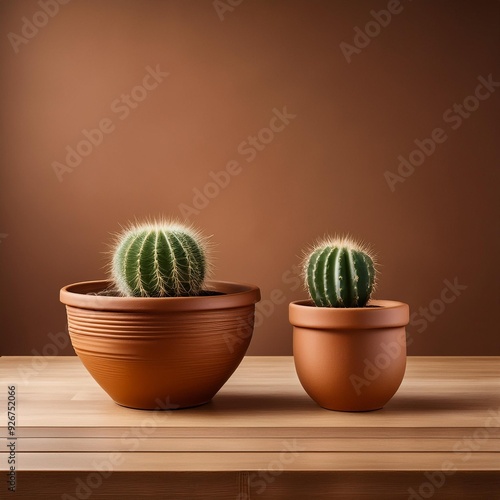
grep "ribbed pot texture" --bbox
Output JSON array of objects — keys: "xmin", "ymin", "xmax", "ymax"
[
  {"xmin": 290, "ymin": 299, "xmax": 409, "ymax": 412},
  {"xmin": 60, "ymin": 280, "xmax": 260, "ymax": 409}
]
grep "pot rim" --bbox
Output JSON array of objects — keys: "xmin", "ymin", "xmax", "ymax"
[
  {"xmin": 289, "ymin": 299, "xmax": 409, "ymax": 329},
  {"xmin": 60, "ymin": 280, "xmax": 261, "ymax": 312}
]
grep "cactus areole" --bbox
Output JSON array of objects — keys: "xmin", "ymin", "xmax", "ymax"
[
  {"xmin": 305, "ymin": 237, "xmax": 376, "ymax": 308},
  {"xmin": 60, "ymin": 219, "xmax": 261, "ymax": 409},
  {"xmin": 291, "ymin": 235, "xmax": 408, "ymax": 411},
  {"xmin": 112, "ymin": 221, "xmax": 209, "ymax": 297}
]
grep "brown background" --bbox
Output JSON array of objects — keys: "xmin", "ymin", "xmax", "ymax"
[{"xmin": 1, "ymin": 0, "xmax": 499, "ymax": 356}]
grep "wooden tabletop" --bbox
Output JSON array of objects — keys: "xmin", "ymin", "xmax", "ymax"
[{"xmin": 1, "ymin": 356, "xmax": 499, "ymax": 499}]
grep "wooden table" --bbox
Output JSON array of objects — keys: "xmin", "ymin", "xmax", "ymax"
[{"xmin": 1, "ymin": 356, "xmax": 499, "ymax": 499}]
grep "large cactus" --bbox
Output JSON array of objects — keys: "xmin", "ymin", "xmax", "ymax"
[
  {"xmin": 304, "ymin": 237, "xmax": 376, "ymax": 308},
  {"xmin": 111, "ymin": 221, "xmax": 209, "ymax": 297}
]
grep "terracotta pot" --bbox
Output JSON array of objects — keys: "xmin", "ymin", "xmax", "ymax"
[
  {"xmin": 60, "ymin": 280, "xmax": 260, "ymax": 410},
  {"xmin": 289, "ymin": 299, "xmax": 409, "ymax": 412}
]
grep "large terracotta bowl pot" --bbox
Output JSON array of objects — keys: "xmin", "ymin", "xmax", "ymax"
[
  {"xmin": 60, "ymin": 280, "xmax": 260, "ymax": 410},
  {"xmin": 289, "ymin": 299, "xmax": 409, "ymax": 412}
]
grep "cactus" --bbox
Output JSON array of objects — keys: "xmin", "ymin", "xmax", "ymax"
[
  {"xmin": 111, "ymin": 221, "xmax": 209, "ymax": 297},
  {"xmin": 304, "ymin": 237, "xmax": 376, "ymax": 308}
]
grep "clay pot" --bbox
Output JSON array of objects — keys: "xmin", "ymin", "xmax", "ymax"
[
  {"xmin": 60, "ymin": 280, "xmax": 260, "ymax": 410},
  {"xmin": 289, "ymin": 299, "xmax": 409, "ymax": 411}
]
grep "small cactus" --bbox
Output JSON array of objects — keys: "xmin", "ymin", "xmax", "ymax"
[
  {"xmin": 304, "ymin": 237, "xmax": 376, "ymax": 308},
  {"xmin": 111, "ymin": 221, "xmax": 209, "ymax": 297}
]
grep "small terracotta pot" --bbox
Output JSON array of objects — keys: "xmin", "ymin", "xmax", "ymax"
[
  {"xmin": 60, "ymin": 280, "xmax": 260, "ymax": 410},
  {"xmin": 289, "ymin": 299, "xmax": 409, "ymax": 412}
]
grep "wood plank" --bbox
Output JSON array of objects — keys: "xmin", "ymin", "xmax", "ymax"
[
  {"xmin": 12, "ymin": 425, "xmax": 500, "ymax": 439},
  {"xmin": 12, "ymin": 436, "xmax": 500, "ymax": 452},
  {"xmin": 10, "ymin": 471, "xmax": 500, "ymax": 500},
  {"xmin": 10, "ymin": 451, "xmax": 500, "ymax": 472},
  {"xmin": 1, "ymin": 356, "xmax": 499, "ymax": 430}
]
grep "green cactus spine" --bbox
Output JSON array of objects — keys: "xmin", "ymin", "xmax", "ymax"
[
  {"xmin": 305, "ymin": 237, "xmax": 376, "ymax": 308},
  {"xmin": 111, "ymin": 221, "xmax": 209, "ymax": 297}
]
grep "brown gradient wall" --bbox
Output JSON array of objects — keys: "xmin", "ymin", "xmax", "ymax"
[{"xmin": 0, "ymin": 0, "xmax": 499, "ymax": 356}]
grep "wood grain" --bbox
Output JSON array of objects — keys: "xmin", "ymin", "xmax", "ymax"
[{"xmin": 0, "ymin": 356, "xmax": 499, "ymax": 499}]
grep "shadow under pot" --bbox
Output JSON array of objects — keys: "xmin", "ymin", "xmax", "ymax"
[
  {"xmin": 60, "ymin": 280, "xmax": 260, "ymax": 410},
  {"xmin": 289, "ymin": 299, "xmax": 409, "ymax": 412}
]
